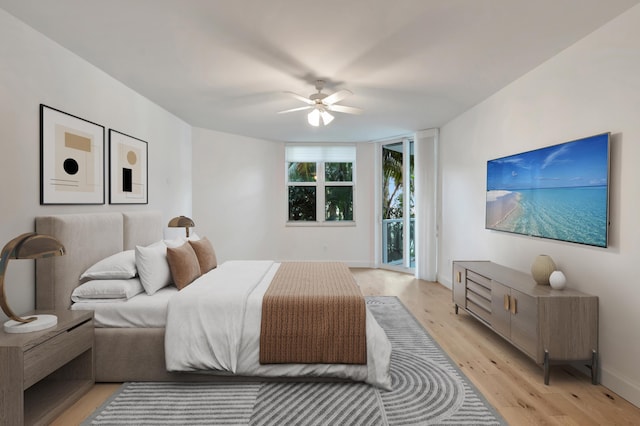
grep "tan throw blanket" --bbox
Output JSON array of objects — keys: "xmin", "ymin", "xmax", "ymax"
[{"xmin": 259, "ymin": 262, "xmax": 367, "ymax": 365}]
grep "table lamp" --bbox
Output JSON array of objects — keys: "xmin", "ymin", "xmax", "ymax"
[
  {"xmin": 168, "ymin": 215, "xmax": 195, "ymax": 238},
  {"xmin": 1, "ymin": 233, "xmax": 65, "ymax": 333}
]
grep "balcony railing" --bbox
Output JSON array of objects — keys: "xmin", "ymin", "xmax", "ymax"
[{"xmin": 382, "ymin": 218, "xmax": 415, "ymax": 267}]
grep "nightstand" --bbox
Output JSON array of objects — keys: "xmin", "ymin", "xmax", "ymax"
[{"xmin": 0, "ymin": 310, "xmax": 94, "ymax": 426}]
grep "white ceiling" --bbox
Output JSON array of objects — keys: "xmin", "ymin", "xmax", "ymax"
[{"xmin": 1, "ymin": 0, "xmax": 638, "ymax": 142}]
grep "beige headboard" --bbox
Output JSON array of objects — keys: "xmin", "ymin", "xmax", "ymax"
[{"xmin": 35, "ymin": 211, "xmax": 163, "ymax": 310}]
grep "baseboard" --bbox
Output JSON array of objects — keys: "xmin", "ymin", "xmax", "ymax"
[
  {"xmin": 346, "ymin": 261, "xmax": 376, "ymax": 268},
  {"xmin": 437, "ymin": 272, "xmax": 453, "ymax": 290},
  {"xmin": 600, "ymin": 366, "xmax": 640, "ymax": 408}
]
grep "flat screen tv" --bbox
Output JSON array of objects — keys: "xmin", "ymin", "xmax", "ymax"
[{"xmin": 486, "ymin": 133, "xmax": 610, "ymax": 248}]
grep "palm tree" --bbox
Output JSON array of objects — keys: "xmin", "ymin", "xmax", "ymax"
[{"xmin": 382, "ymin": 147, "xmax": 403, "ymax": 219}]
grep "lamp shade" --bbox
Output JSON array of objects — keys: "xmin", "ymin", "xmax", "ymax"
[
  {"xmin": 9, "ymin": 233, "xmax": 65, "ymax": 259},
  {"xmin": 1, "ymin": 233, "xmax": 65, "ymax": 333},
  {"xmin": 168, "ymin": 216, "xmax": 195, "ymax": 237},
  {"xmin": 320, "ymin": 110, "xmax": 334, "ymax": 125},
  {"xmin": 307, "ymin": 109, "xmax": 320, "ymax": 126}
]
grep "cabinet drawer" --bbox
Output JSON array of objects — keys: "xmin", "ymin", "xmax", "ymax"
[
  {"xmin": 23, "ymin": 320, "xmax": 93, "ymax": 389},
  {"xmin": 467, "ymin": 281, "xmax": 491, "ymax": 301},
  {"xmin": 467, "ymin": 271, "xmax": 491, "ymax": 289},
  {"xmin": 467, "ymin": 291, "xmax": 492, "ymax": 313},
  {"xmin": 467, "ymin": 300, "xmax": 491, "ymax": 324}
]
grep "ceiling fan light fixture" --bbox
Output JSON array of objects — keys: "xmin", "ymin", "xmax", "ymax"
[
  {"xmin": 307, "ymin": 108, "xmax": 320, "ymax": 126},
  {"xmin": 285, "ymin": 80, "xmax": 360, "ymax": 127},
  {"xmin": 307, "ymin": 107, "xmax": 334, "ymax": 127},
  {"xmin": 320, "ymin": 110, "xmax": 334, "ymax": 125}
]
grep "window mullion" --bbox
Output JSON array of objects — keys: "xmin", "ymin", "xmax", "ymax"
[{"xmin": 317, "ymin": 161, "xmax": 325, "ymax": 222}]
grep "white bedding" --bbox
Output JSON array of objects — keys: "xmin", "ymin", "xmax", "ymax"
[
  {"xmin": 71, "ymin": 260, "xmax": 392, "ymax": 388},
  {"xmin": 71, "ymin": 286, "xmax": 178, "ymax": 327},
  {"xmin": 164, "ymin": 260, "xmax": 392, "ymax": 389}
]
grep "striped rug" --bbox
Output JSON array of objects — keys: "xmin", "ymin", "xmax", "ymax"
[{"xmin": 83, "ymin": 297, "xmax": 506, "ymax": 425}]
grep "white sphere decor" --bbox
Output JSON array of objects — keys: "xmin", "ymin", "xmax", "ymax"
[{"xmin": 549, "ymin": 270, "xmax": 567, "ymax": 290}]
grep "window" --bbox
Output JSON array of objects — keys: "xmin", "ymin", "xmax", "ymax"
[{"xmin": 286, "ymin": 145, "xmax": 355, "ymax": 224}]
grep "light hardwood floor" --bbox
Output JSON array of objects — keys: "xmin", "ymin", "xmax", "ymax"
[{"xmin": 53, "ymin": 268, "xmax": 640, "ymax": 425}]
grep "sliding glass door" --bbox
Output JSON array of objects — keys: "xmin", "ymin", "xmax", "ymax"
[{"xmin": 381, "ymin": 139, "xmax": 414, "ymax": 270}]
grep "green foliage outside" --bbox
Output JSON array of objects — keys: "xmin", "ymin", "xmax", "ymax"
[
  {"xmin": 288, "ymin": 162, "xmax": 316, "ymax": 182},
  {"xmin": 288, "ymin": 186, "xmax": 316, "ymax": 221},
  {"xmin": 382, "ymin": 147, "xmax": 415, "ymax": 220},
  {"xmin": 382, "ymin": 144, "xmax": 415, "ymax": 263},
  {"xmin": 326, "ymin": 186, "xmax": 353, "ymax": 220},
  {"xmin": 325, "ymin": 162, "xmax": 352, "ymax": 182}
]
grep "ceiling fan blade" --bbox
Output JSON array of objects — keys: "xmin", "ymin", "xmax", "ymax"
[
  {"xmin": 277, "ymin": 105, "xmax": 313, "ymax": 114},
  {"xmin": 284, "ymin": 91, "xmax": 314, "ymax": 105},
  {"xmin": 326, "ymin": 104, "xmax": 363, "ymax": 115},
  {"xmin": 322, "ymin": 89, "xmax": 352, "ymax": 106}
]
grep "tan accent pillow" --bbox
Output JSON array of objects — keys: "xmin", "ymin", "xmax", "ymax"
[
  {"xmin": 166, "ymin": 242, "xmax": 201, "ymax": 290},
  {"xmin": 189, "ymin": 237, "xmax": 217, "ymax": 275}
]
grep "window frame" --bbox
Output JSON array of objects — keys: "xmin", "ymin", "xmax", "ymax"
[{"xmin": 285, "ymin": 146, "xmax": 356, "ymax": 227}]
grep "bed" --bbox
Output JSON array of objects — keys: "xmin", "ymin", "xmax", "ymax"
[{"xmin": 34, "ymin": 212, "xmax": 391, "ymax": 388}]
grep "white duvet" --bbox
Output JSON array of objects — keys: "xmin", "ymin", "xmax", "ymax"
[{"xmin": 164, "ymin": 260, "xmax": 392, "ymax": 389}]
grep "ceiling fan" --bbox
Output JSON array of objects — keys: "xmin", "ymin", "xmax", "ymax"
[{"xmin": 278, "ymin": 80, "xmax": 363, "ymax": 126}]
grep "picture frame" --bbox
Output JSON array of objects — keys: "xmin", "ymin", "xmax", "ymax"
[
  {"xmin": 40, "ymin": 104, "xmax": 105, "ymax": 205},
  {"xmin": 486, "ymin": 132, "xmax": 610, "ymax": 247},
  {"xmin": 109, "ymin": 129, "xmax": 148, "ymax": 204}
]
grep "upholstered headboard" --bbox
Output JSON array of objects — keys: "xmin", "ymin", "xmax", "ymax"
[{"xmin": 35, "ymin": 211, "xmax": 163, "ymax": 310}]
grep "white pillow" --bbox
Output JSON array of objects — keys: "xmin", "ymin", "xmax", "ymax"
[
  {"xmin": 71, "ymin": 278, "xmax": 144, "ymax": 302},
  {"xmin": 136, "ymin": 241, "xmax": 171, "ymax": 295},
  {"xmin": 80, "ymin": 250, "xmax": 137, "ymax": 280}
]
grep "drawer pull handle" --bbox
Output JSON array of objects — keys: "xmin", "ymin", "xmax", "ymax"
[
  {"xmin": 456, "ymin": 271, "xmax": 462, "ymax": 283},
  {"xmin": 503, "ymin": 294, "xmax": 509, "ymax": 311},
  {"xmin": 510, "ymin": 297, "xmax": 517, "ymax": 314}
]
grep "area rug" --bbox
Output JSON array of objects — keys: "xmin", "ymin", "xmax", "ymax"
[{"xmin": 83, "ymin": 296, "xmax": 506, "ymax": 425}]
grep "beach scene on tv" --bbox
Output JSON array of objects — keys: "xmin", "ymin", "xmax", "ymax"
[{"xmin": 486, "ymin": 133, "xmax": 609, "ymax": 247}]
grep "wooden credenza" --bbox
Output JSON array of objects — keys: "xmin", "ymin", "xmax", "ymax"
[{"xmin": 452, "ymin": 260, "xmax": 598, "ymax": 385}]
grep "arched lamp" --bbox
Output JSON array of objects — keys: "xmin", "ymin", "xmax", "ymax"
[
  {"xmin": 1, "ymin": 233, "xmax": 65, "ymax": 333},
  {"xmin": 168, "ymin": 216, "xmax": 195, "ymax": 237}
]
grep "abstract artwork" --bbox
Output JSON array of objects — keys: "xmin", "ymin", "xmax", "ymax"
[
  {"xmin": 40, "ymin": 104, "xmax": 105, "ymax": 204},
  {"xmin": 109, "ymin": 129, "xmax": 148, "ymax": 204}
]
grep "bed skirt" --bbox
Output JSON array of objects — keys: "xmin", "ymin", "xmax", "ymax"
[{"xmin": 94, "ymin": 328, "xmax": 347, "ymax": 383}]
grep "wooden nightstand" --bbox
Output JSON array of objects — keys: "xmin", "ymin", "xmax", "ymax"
[{"xmin": 0, "ymin": 310, "xmax": 94, "ymax": 426}]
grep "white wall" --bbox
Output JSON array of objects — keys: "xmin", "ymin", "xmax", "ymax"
[
  {"xmin": 192, "ymin": 127, "xmax": 375, "ymax": 265},
  {"xmin": 438, "ymin": 4, "xmax": 640, "ymax": 406},
  {"xmin": 0, "ymin": 10, "xmax": 192, "ymax": 319},
  {"xmin": 191, "ymin": 128, "xmax": 282, "ymax": 261}
]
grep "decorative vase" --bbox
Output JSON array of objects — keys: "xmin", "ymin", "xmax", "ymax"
[
  {"xmin": 531, "ymin": 254, "xmax": 556, "ymax": 285},
  {"xmin": 549, "ymin": 270, "xmax": 567, "ymax": 290}
]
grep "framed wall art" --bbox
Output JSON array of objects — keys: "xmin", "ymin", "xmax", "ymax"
[
  {"xmin": 109, "ymin": 129, "xmax": 148, "ymax": 204},
  {"xmin": 40, "ymin": 104, "xmax": 105, "ymax": 204}
]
